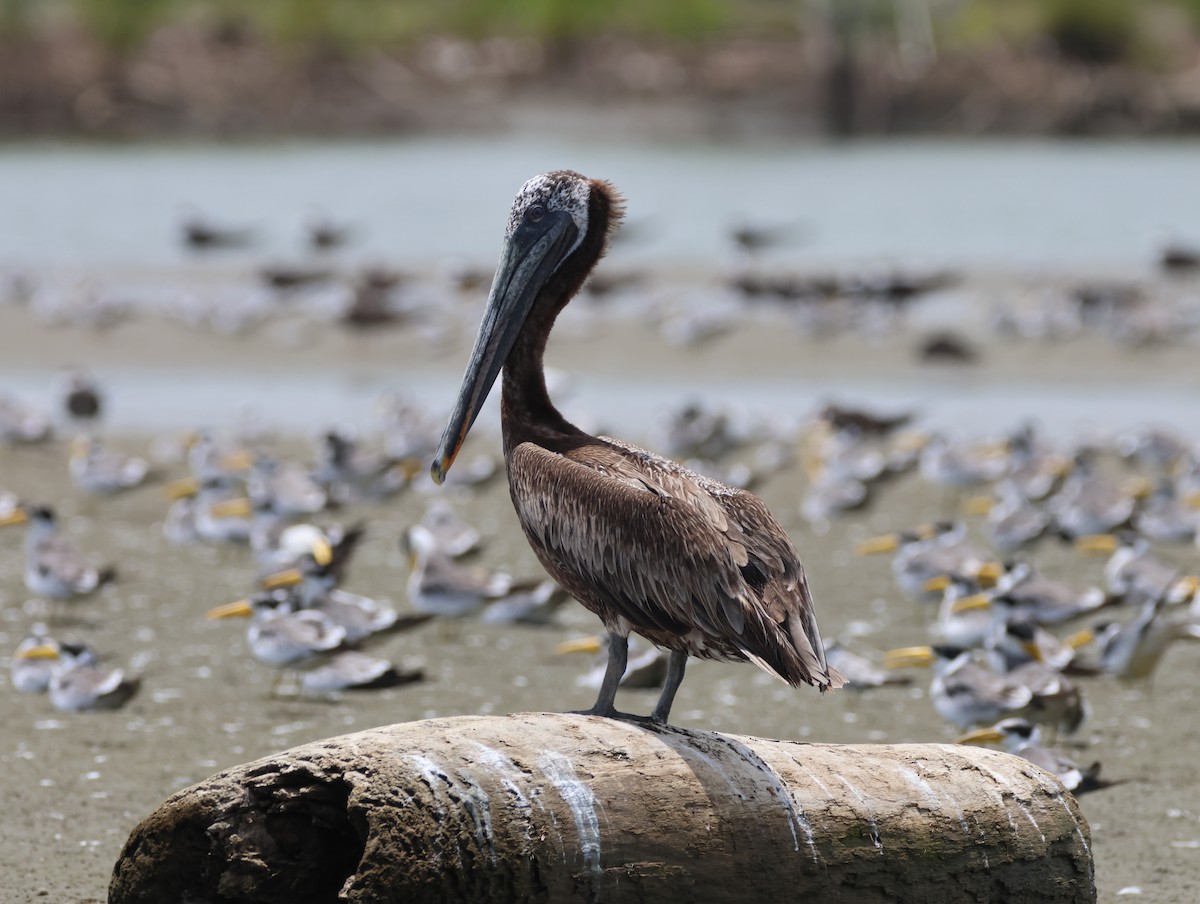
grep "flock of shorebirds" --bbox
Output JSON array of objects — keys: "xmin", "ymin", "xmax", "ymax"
[
  {"xmin": 4, "ymin": 172, "xmax": 1200, "ymax": 806},
  {"xmin": 1, "ymin": 373, "xmax": 569, "ymax": 708},
  {"xmin": 6, "ymin": 202, "xmax": 1198, "ymax": 360},
  {"xmin": 6, "ymin": 365, "xmax": 1200, "ymax": 798},
  {"xmin": 5, "ymin": 368, "xmax": 1200, "ymax": 795},
  {"xmin": 807, "ymin": 405, "xmax": 1200, "ymax": 793}
]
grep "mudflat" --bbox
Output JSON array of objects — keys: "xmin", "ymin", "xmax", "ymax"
[{"xmin": 1, "ymin": 267, "xmax": 1198, "ymax": 902}]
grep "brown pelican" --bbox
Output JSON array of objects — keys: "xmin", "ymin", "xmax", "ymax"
[{"xmin": 431, "ymin": 171, "xmax": 843, "ymax": 723}]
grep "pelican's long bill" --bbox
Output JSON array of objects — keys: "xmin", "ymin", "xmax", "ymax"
[{"xmin": 431, "ymin": 208, "xmax": 579, "ymax": 484}]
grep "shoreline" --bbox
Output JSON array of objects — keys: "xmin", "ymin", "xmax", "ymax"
[{"xmin": 3, "ymin": 27, "xmax": 1200, "ymax": 141}]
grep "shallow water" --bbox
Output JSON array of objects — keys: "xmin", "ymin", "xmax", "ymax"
[{"xmin": 2, "ymin": 138, "xmax": 1200, "ymax": 270}]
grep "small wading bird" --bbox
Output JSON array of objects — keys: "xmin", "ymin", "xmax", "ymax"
[
  {"xmin": 956, "ymin": 718, "xmax": 1113, "ymax": 794},
  {"xmin": 0, "ymin": 504, "xmax": 115, "ymax": 602},
  {"xmin": 431, "ymin": 171, "xmax": 843, "ymax": 724}
]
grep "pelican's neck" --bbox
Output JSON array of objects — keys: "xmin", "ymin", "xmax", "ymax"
[{"xmin": 500, "ymin": 295, "xmax": 580, "ymax": 455}]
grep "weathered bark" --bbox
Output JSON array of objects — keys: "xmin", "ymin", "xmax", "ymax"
[{"xmin": 110, "ymin": 713, "xmax": 1095, "ymax": 904}]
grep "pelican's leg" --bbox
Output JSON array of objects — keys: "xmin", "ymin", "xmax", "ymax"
[
  {"xmin": 650, "ymin": 650, "xmax": 689, "ymax": 724},
  {"xmin": 574, "ymin": 632, "xmax": 628, "ymax": 718}
]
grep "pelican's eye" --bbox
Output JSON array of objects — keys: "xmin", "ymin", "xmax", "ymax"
[{"xmin": 526, "ymin": 203, "xmax": 547, "ymax": 224}]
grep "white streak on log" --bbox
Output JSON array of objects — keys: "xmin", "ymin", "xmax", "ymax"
[
  {"xmin": 716, "ymin": 736, "xmax": 808, "ymax": 857},
  {"xmin": 1030, "ymin": 770, "xmax": 1094, "ymax": 884},
  {"xmin": 405, "ymin": 754, "xmax": 452, "ymax": 866},
  {"xmin": 472, "ymin": 743, "xmax": 537, "ymax": 847},
  {"xmin": 758, "ymin": 749, "xmax": 825, "ymax": 859},
  {"xmin": 664, "ymin": 739, "xmax": 749, "ymax": 801},
  {"xmin": 459, "ymin": 772, "xmax": 497, "ymax": 865},
  {"xmin": 794, "ymin": 760, "xmax": 834, "ymax": 797},
  {"xmin": 836, "ymin": 777, "xmax": 884, "ymax": 854},
  {"xmin": 407, "ymin": 754, "xmax": 496, "ymax": 867},
  {"xmin": 955, "ymin": 754, "xmax": 1020, "ymax": 836},
  {"xmin": 899, "ymin": 764, "xmax": 971, "ymax": 835},
  {"xmin": 977, "ymin": 762, "xmax": 1045, "ymax": 842},
  {"xmin": 538, "ymin": 751, "xmax": 602, "ymax": 875}
]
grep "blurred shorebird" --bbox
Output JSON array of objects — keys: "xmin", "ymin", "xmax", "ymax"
[
  {"xmin": 299, "ymin": 652, "xmax": 421, "ymax": 693},
  {"xmin": 957, "ymin": 718, "xmax": 1111, "ymax": 794},
  {"xmin": 1077, "ymin": 531, "xmax": 1199, "ymax": 606},
  {"xmin": 816, "ymin": 403, "xmax": 913, "ymax": 438},
  {"xmin": 857, "ymin": 521, "xmax": 1001, "ymax": 600},
  {"xmin": 430, "ymin": 171, "xmax": 842, "ymax": 723},
  {"xmin": 402, "ymin": 524, "xmax": 552, "ymax": 621},
  {"xmin": 1159, "ymin": 242, "xmax": 1200, "ymax": 273},
  {"xmin": 973, "ymin": 480, "xmax": 1051, "ymax": 553},
  {"xmin": 186, "ymin": 480, "xmax": 253, "ymax": 545},
  {"xmin": 800, "ymin": 473, "xmax": 869, "ymax": 523},
  {"xmin": 981, "ymin": 562, "xmax": 1109, "ymax": 627},
  {"xmin": 247, "ymin": 455, "xmax": 327, "ymax": 517},
  {"xmin": 919, "ymin": 434, "xmax": 1007, "ymax": 490},
  {"xmin": 823, "ymin": 642, "xmax": 912, "ymax": 690},
  {"xmin": 1132, "ymin": 478, "xmax": 1199, "ymax": 543},
  {"xmin": 181, "ymin": 213, "xmax": 255, "ymax": 250},
  {"xmin": 59, "ymin": 370, "xmax": 104, "ymax": 427},
  {"xmin": 184, "ymin": 429, "xmax": 255, "ymax": 484},
  {"xmin": 1115, "ymin": 425, "xmax": 1192, "ymax": 473},
  {"xmin": 10, "ymin": 632, "xmax": 62, "ymax": 693},
  {"xmin": 0, "ymin": 505, "xmax": 115, "ymax": 602},
  {"xmin": 1072, "ymin": 598, "xmax": 1200, "ymax": 681},
  {"xmin": 1050, "ymin": 450, "xmax": 1145, "ymax": 539},
  {"xmin": 251, "ymin": 511, "xmax": 344, "ymax": 575},
  {"xmin": 933, "ymin": 578, "xmax": 994, "ymax": 650},
  {"xmin": 69, "ymin": 436, "xmax": 151, "ymax": 494},
  {"xmin": 49, "ymin": 642, "xmax": 139, "ymax": 712},
  {"xmin": 0, "ymin": 393, "xmax": 52, "ymax": 443},
  {"xmin": 416, "ymin": 500, "xmax": 482, "ymax": 559},
  {"xmin": 208, "ymin": 591, "xmax": 348, "ymax": 692},
  {"xmin": 884, "ymin": 644, "xmax": 1032, "ymax": 730},
  {"xmin": 1004, "ymin": 422, "xmax": 1068, "ymax": 502},
  {"xmin": 313, "ymin": 430, "xmax": 409, "ymax": 503},
  {"xmin": 262, "ymin": 543, "xmax": 432, "ymax": 645},
  {"xmin": 13, "ymin": 639, "xmax": 138, "ymax": 711},
  {"xmin": 479, "ymin": 580, "xmax": 570, "ymax": 626},
  {"xmin": 729, "ymin": 218, "xmax": 806, "ymax": 254}
]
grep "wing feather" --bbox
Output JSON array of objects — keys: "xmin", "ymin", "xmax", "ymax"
[{"xmin": 510, "ymin": 439, "xmax": 840, "ymax": 689}]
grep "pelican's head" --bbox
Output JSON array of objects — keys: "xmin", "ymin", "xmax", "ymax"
[{"xmin": 432, "ymin": 171, "xmax": 624, "ymax": 484}]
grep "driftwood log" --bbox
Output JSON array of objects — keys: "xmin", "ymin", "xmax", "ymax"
[{"xmin": 110, "ymin": 713, "xmax": 1095, "ymax": 903}]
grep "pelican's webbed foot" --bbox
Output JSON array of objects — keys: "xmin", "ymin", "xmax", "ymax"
[{"xmin": 568, "ymin": 706, "xmax": 657, "ymax": 724}]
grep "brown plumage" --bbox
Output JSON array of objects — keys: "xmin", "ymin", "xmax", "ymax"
[{"xmin": 433, "ymin": 171, "xmax": 843, "ymax": 724}]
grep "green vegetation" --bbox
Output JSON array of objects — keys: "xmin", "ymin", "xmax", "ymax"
[
  {"xmin": 1044, "ymin": 0, "xmax": 1138, "ymax": 64},
  {"xmin": 1, "ymin": 0, "xmax": 1197, "ymax": 62},
  {"xmin": 71, "ymin": 0, "xmax": 176, "ymax": 53}
]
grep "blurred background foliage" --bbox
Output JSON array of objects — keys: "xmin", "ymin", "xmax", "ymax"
[{"xmin": 0, "ymin": 0, "xmax": 1198, "ymax": 64}]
